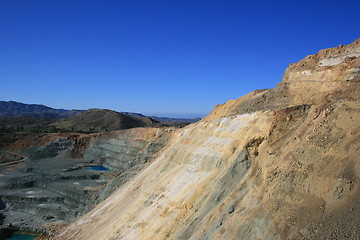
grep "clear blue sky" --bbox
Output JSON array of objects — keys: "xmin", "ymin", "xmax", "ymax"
[{"xmin": 1, "ymin": 0, "xmax": 359, "ymax": 117}]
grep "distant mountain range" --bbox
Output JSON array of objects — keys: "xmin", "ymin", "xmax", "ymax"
[
  {"xmin": 0, "ymin": 101, "xmax": 200, "ymax": 126},
  {"xmin": 122, "ymin": 112, "xmax": 201, "ymax": 125},
  {"xmin": 0, "ymin": 101, "xmax": 83, "ymax": 119}
]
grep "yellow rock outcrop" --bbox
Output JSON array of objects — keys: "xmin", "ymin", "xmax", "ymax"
[{"xmin": 54, "ymin": 39, "xmax": 360, "ymax": 240}]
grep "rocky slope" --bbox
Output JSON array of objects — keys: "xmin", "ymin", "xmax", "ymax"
[
  {"xmin": 0, "ymin": 128, "xmax": 173, "ymax": 236},
  {"xmin": 54, "ymin": 39, "xmax": 360, "ymax": 240}
]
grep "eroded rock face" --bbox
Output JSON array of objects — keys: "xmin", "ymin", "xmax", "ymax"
[
  {"xmin": 55, "ymin": 39, "xmax": 360, "ymax": 240},
  {"xmin": 83, "ymin": 128, "xmax": 174, "ymax": 203},
  {"xmin": 283, "ymin": 38, "xmax": 360, "ymax": 82},
  {"xmin": 0, "ymin": 128, "xmax": 172, "ymax": 235},
  {"xmin": 206, "ymin": 39, "xmax": 360, "ymax": 119}
]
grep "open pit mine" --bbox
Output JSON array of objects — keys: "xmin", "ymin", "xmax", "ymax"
[{"xmin": 1, "ymin": 39, "xmax": 360, "ymax": 240}]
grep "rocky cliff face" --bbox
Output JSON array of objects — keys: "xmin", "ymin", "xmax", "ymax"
[
  {"xmin": 55, "ymin": 39, "xmax": 360, "ymax": 240},
  {"xmin": 0, "ymin": 128, "xmax": 172, "ymax": 235},
  {"xmin": 83, "ymin": 128, "xmax": 173, "ymax": 203},
  {"xmin": 283, "ymin": 39, "xmax": 360, "ymax": 83}
]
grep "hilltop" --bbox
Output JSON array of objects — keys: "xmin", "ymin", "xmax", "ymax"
[
  {"xmin": 0, "ymin": 101, "xmax": 200, "ymax": 132},
  {"xmin": 0, "ymin": 101, "xmax": 82, "ymax": 119},
  {"xmin": 53, "ymin": 108, "xmax": 165, "ymax": 133}
]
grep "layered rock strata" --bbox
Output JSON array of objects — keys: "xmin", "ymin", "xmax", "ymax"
[
  {"xmin": 55, "ymin": 39, "xmax": 360, "ymax": 240},
  {"xmin": 0, "ymin": 128, "xmax": 172, "ymax": 235}
]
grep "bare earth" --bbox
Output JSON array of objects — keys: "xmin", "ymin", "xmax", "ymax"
[{"xmin": 45, "ymin": 39, "xmax": 360, "ymax": 239}]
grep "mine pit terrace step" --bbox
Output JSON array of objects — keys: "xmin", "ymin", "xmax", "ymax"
[
  {"xmin": 57, "ymin": 172, "xmax": 101, "ymax": 180},
  {"xmin": 10, "ymin": 202, "xmax": 79, "ymax": 221},
  {"xmin": 0, "ymin": 209, "xmax": 69, "ymax": 232},
  {"xmin": 36, "ymin": 180, "xmax": 103, "ymax": 201},
  {"xmin": 0, "ymin": 188, "xmax": 65, "ymax": 204}
]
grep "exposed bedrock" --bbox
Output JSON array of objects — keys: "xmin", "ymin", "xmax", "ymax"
[
  {"xmin": 83, "ymin": 127, "xmax": 174, "ymax": 204},
  {"xmin": 55, "ymin": 39, "xmax": 360, "ymax": 240},
  {"xmin": 84, "ymin": 128, "xmax": 170, "ymax": 171},
  {"xmin": 283, "ymin": 38, "xmax": 360, "ymax": 82},
  {"xmin": 0, "ymin": 127, "xmax": 173, "ymax": 235},
  {"xmin": 24, "ymin": 138, "xmax": 75, "ymax": 160},
  {"xmin": 207, "ymin": 39, "xmax": 360, "ymax": 119}
]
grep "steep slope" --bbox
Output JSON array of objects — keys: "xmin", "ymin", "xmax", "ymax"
[
  {"xmin": 55, "ymin": 39, "xmax": 360, "ymax": 240},
  {"xmin": 0, "ymin": 128, "xmax": 173, "ymax": 235},
  {"xmin": 54, "ymin": 109, "xmax": 164, "ymax": 133}
]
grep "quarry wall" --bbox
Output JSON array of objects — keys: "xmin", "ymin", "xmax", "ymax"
[{"xmin": 55, "ymin": 39, "xmax": 360, "ymax": 240}]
